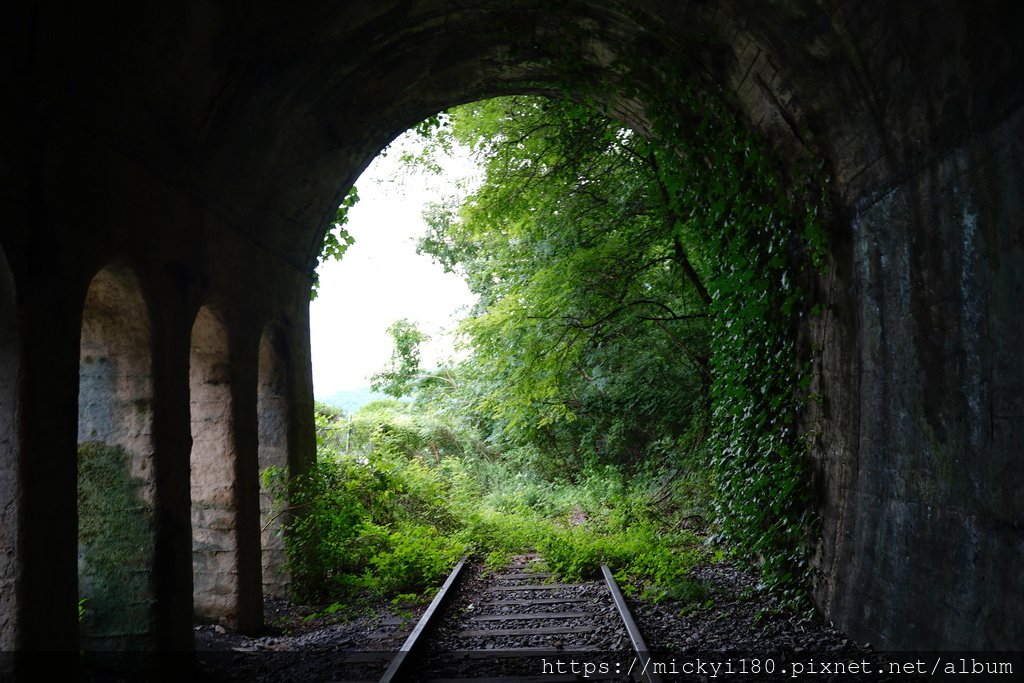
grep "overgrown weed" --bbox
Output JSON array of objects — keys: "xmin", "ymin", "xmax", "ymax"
[{"xmin": 266, "ymin": 402, "xmax": 711, "ymax": 608}]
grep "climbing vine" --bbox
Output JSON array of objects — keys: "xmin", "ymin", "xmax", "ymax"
[
  {"xmin": 78, "ymin": 442, "xmax": 155, "ymax": 640},
  {"xmin": 645, "ymin": 85, "xmax": 826, "ymax": 605},
  {"xmin": 311, "ymin": 186, "xmax": 360, "ymax": 300},
  {"xmin": 549, "ymin": 50, "xmax": 828, "ymax": 604}
]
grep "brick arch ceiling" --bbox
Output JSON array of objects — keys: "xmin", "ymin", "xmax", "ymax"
[{"xmin": 21, "ymin": 1, "xmax": 1022, "ymax": 274}]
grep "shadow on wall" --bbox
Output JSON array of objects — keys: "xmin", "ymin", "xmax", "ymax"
[
  {"xmin": 258, "ymin": 325, "xmax": 291, "ymax": 599},
  {"xmin": 0, "ymin": 247, "xmax": 18, "ymax": 653}
]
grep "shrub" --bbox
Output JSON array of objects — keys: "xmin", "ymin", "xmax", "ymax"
[{"xmin": 273, "ymin": 400, "xmax": 710, "ymax": 608}]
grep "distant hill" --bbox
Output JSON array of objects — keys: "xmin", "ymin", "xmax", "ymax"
[{"xmin": 317, "ymin": 386, "xmax": 393, "ymax": 414}]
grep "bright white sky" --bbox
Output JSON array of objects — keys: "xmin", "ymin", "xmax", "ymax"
[{"xmin": 309, "ymin": 131, "xmax": 479, "ymax": 398}]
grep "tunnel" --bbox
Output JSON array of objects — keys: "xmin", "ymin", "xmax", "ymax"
[{"xmin": 0, "ymin": 0, "xmax": 1021, "ymax": 662}]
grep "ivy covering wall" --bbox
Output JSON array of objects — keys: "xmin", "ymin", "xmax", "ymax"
[
  {"xmin": 636, "ymin": 80, "xmax": 827, "ymax": 604},
  {"xmin": 78, "ymin": 442, "xmax": 155, "ymax": 647}
]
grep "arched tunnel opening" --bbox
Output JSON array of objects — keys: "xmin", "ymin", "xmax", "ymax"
[
  {"xmin": 0, "ymin": 0, "xmax": 1021, "ymax": 675},
  {"xmin": 192, "ymin": 84, "xmax": 830, "ymax": 675}
]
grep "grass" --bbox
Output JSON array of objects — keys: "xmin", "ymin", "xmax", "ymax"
[{"xmin": 265, "ymin": 402, "xmax": 712, "ymax": 610}]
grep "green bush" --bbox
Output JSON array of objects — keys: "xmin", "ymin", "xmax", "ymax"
[
  {"xmin": 276, "ymin": 431, "xmax": 466, "ymax": 602},
  {"xmin": 273, "ymin": 400, "xmax": 710, "ymax": 608},
  {"xmin": 539, "ymin": 522, "xmax": 706, "ymax": 603},
  {"xmin": 367, "ymin": 524, "xmax": 464, "ymax": 594}
]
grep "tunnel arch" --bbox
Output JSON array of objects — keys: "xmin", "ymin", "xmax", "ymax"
[
  {"xmin": 225, "ymin": 2, "xmax": 1020, "ymax": 651},
  {"xmin": 76, "ymin": 264, "xmax": 157, "ymax": 650},
  {"xmin": 0, "ymin": 247, "xmax": 18, "ymax": 653},
  {"xmin": 193, "ymin": 1, "xmax": 822, "ymax": 271},
  {"xmin": 192, "ymin": 1, "xmax": 1006, "ymax": 275},
  {"xmin": 0, "ymin": 0, "xmax": 1019, "ymax": 655},
  {"xmin": 257, "ymin": 323, "xmax": 293, "ymax": 598}
]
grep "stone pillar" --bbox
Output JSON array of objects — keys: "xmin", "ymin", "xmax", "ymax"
[
  {"xmin": 189, "ymin": 306, "xmax": 263, "ymax": 633},
  {"xmin": 148, "ymin": 290, "xmax": 198, "ymax": 654},
  {"xmin": 288, "ymin": 303, "xmax": 318, "ymax": 483},
  {"xmin": 257, "ymin": 326, "xmax": 291, "ymax": 598},
  {"xmin": 230, "ymin": 315, "xmax": 265, "ymax": 634},
  {"xmin": 16, "ymin": 277, "xmax": 82, "ymax": 654},
  {"xmin": 189, "ymin": 306, "xmax": 242, "ymax": 626}
]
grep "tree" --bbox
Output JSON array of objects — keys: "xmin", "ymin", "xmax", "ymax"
[
  {"xmin": 412, "ymin": 96, "xmax": 711, "ymax": 474},
  {"xmin": 370, "ymin": 318, "xmax": 429, "ymax": 398}
]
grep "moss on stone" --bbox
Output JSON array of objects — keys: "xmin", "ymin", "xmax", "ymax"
[{"xmin": 77, "ymin": 442, "xmax": 154, "ymax": 647}]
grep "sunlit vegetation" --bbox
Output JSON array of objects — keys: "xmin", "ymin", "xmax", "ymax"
[
  {"xmin": 263, "ymin": 400, "xmax": 710, "ymax": 610},
  {"xmin": 288, "ymin": 89, "xmax": 825, "ymax": 613}
]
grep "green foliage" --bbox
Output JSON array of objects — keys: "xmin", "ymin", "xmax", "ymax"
[
  {"xmin": 370, "ymin": 319, "xmax": 430, "ymax": 398},
  {"xmin": 314, "ymin": 400, "xmax": 346, "ymax": 422},
  {"xmin": 272, "ymin": 454, "xmax": 463, "ymax": 602},
  {"xmin": 272, "ymin": 402, "xmax": 476, "ymax": 603},
  {"xmin": 613, "ymin": 80, "xmax": 827, "ymax": 605},
  {"xmin": 539, "ymin": 524, "xmax": 706, "ymax": 603},
  {"xmin": 77, "ymin": 442, "xmax": 154, "ymax": 640},
  {"xmin": 311, "ymin": 186, "xmax": 360, "ymax": 300},
  {"xmin": 273, "ymin": 401, "xmax": 708, "ymax": 607},
  {"xmin": 412, "ymin": 96, "xmax": 711, "ymax": 480},
  {"xmin": 301, "ymin": 71, "xmax": 829, "ymax": 609},
  {"xmin": 409, "ymin": 81, "xmax": 828, "ymax": 606},
  {"xmin": 462, "ymin": 458, "xmax": 710, "ymax": 603},
  {"xmin": 365, "ymin": 524, "xmax": 462, "ymax": 595}
]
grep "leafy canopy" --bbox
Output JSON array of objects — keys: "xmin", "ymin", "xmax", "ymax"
[
  {"xmin": 397, "ymin": 87, "xmax": 827, "ymax": 605},
  {"xmin": 408, "ymin": 96, "xmax": 712, "ymax": 476}
]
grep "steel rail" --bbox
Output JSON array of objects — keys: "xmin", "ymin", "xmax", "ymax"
[
  {"xmin": 378, "ymin": 557, "xmax": 467, "ymax": 683},
  {"xmin": 601, "ymin": 563, "xmax": 663, "ymax": 683}
]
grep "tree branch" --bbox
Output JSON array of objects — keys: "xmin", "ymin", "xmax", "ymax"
[{"xmin": 647, "ymin": 152, "xmax": 712, "ymax": 306}]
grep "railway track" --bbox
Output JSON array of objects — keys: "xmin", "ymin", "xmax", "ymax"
[{"xmin": 338, "ymin": 554, "xmax": 662, "ymax": 683}]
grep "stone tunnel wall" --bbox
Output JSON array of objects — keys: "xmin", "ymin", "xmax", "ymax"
[
  {"xmin": 189, "ymin": 306, "xmax": 242, "ymax": 626},
  {"xmin": 814, "ymin": 105, "xmax": 1024, "ymax": 649},
  {"xmin": 257, "ymin": 326, "xmax": 293, "ymax": 599},
  {"xmin": 0, "ymin": 102, "xmax": 319, "ymax": 649},
  {"xmin": 77, "ymin": 267, "xmax": 157, "ymax": 650}
]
